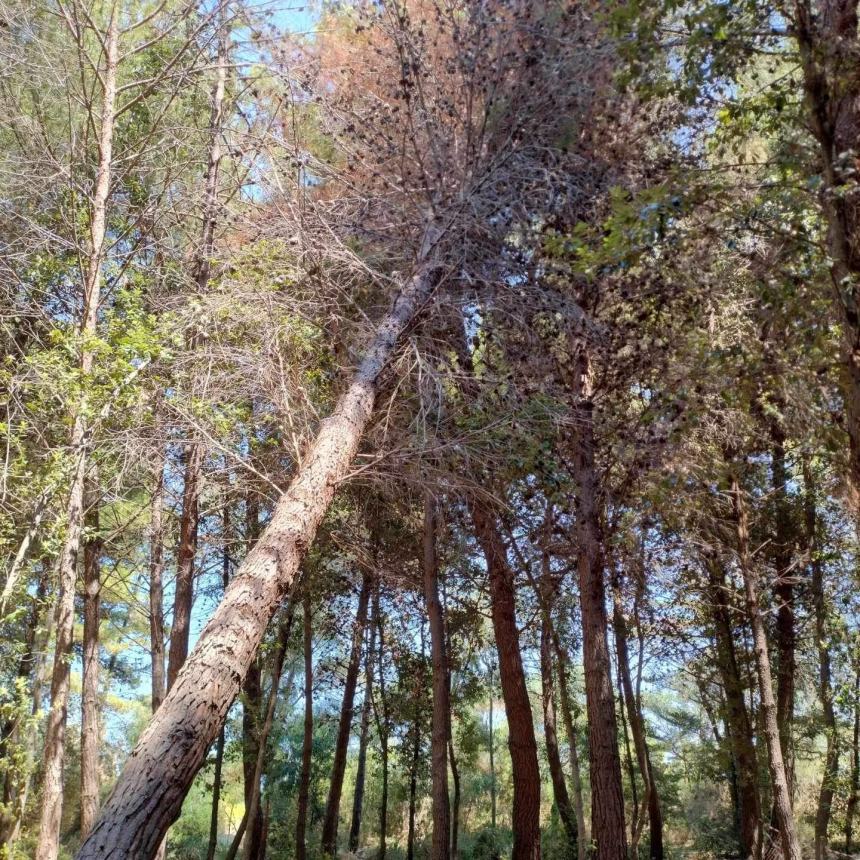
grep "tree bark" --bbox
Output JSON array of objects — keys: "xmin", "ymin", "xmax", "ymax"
[
  {"xmin": 704, "ymin": 550, "xmax": 762, "ymax": 860},
  {"xmin": 730, "ymin": 472, "xmax": 801, "ymax": 860},
  {"xmin": 295, "ymin": 590, "xmax": 313, "ymax": 860},
  {"xmin": 349, "ymin": 572, "xmax": 379, "ymax": 852},
  {"xmin": 76, "ymin": 225, "xmax": 441, "ymax": 859},
  {"xmin": 150, "ymin": 455, "xmax": 167, "ymax": 712},
  {"xmin": 846, "ymin": 660, "xmax": 860, "ymax": 852},
  {"xmin": 769, "ymin": 427, "xmax": 796, "ymax": 851},
  {"xmin": 804, "ymin": 459, "xmax": 839, "ymax": 860},
  {"xmin": 610, "ymin": 563, "xmax": 663, "ymax": 860},
  {"xmin": 423, "ymin": 493, "xmax": 452, "ymax": 860},
  {"xmin": 241, "ymin": 661, "xmax": 265, "ymax": 859},
  {"xmin": 321, "ymin": 567, "xmax": 373, "ymax": 856},
  {"xmin": 80, "ymin": 477, "xmax": 103, "ymax": 839},
  {"xmin": 569, "ymin": 355, "xmax": 627, "ymax": 860},
  {"xmin": 373, "ymin": 586, "xmax": 390, "ymax": 860},
  {"xmin": 36, "ymin": 14, "xmax": 118, "ymax": 859},
  {"xmin": 795, "ymin": 0, "xmax": 860, "ymax": 501},
  {"xmin": 541, "ymin": 616, "xmax": 579, "ymax": 854},
  {"xmin": 470, "ymin": 500, "xmax": 541, "ymax": 860}
]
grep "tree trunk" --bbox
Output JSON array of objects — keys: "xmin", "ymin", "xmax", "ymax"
[
  {"xmin": 470, "ymin": 500, "xmax": 541, "ymax": 860},
  {"xmin": 804, "ymin": 459, "xmax": 839, "ymax": 860},
  {"xmin": 241, "ymin": 660, "xmax": 265, "ymax": 859},
  {"xmin": 80, "ymin": 477, "xmax": 103, "ymax": 839},
  {"xmin": 0, "ymin": 566, "xmax": 49, "ymax": 846},
  {"xmin": 569, "ymin": 356, "xmax": 627, "ymax": 860},
  {"xmin": 373, "ymin": 586, "xmax": 390, "ymax": 860},
  {"xmin": 795, "ymin": 0, "xmax": 860, "ymax": 501},
  {"xmin": 348, "ymin": 589, "xmax": 378, "ymax": 852},
  {"xmin": 206, "ymin": 502, "xmax": 233, "ymax": 860},
  {"xmin": 167, "ymin": 441, "xmax": 204, "ymax": 690},
  {"xmin": 553, "ymin": 639, "xmax": 588, "ymax": 860},
  {"xmin": 541, "ymin": 616, "xmax": 578, "ymax": 854},
  {"xmin": 206, "ymin": 729, "xmax": 226, "ymax": 860},
  {"xmin": 730, "ymin": 473, "xmax": 801, "ymax": 860},
  {"xmin": 769, "ymin": 427, "xmax": 796, "ymax": 851},
  {"xmin": 610, "ymin": 564, "xmax": 663, "ymax": 860},
  {"xmin": 321, "ymin": 567, "xmax": 373, "ymax": 856},
  {"xmin": 489, "ymin": 667, "xmax": 497, "ymax": 831},
  {"xmin": 36, "ymin": 15, "xmax": 118, "ymax": 860},
  {"xmin": 166, "ymin": 7, "xmax": 227, "ymax": 692},
  {"xmin": 846, "ymin": 661, "xmax": 860, "ymax": 852},
  {"xmin": 295, "ymin": 591, "xmax": 313, "ymax": 860},
  {"xmin": 445, "ymin": 580, "xmax": 461, "ymax": 860},
  {"xmin": 423, "ymin": 493, "xmax": 452, "ymax": 860},
  {"xmin": 704, "ymin": 551, "xmax": 762, "ymax": 859},
  {"xmin": 240, "ymin": 614, "xmax": 295, "ymax": 860},
  {"xmin": 150, "ymin": 455, "xmax": 167, "ymax": 712},
  {"xmin": 76, "ymin": 226, "xmax": 440, "ymax": 859},
  {"xmin": 407, "ymin": 652, "xmax": 422, "ymax": 860}
]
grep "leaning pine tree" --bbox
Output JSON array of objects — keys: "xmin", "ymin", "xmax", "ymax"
[{"xmin": 76, "ymin": 2, "xmax": 601, "ymax": 856}]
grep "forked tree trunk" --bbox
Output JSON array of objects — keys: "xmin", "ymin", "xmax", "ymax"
[
  {"xmin": 321, "ymin": 567, "xmax": 373, "ymax": 856},
  {"xmin": 36, "ymin": 15, "xmax": 118, "ymax": 860},
  {"xmin": 610, "ymin": 563, "xmax": 663, "ymax": 860},
  {"xmin": 76, "ymin": 227, "xmax": 441, "ymax": 860},
  {"xmin": 805, "ymin": 459, "xmax": 839, "ymax": 860},
  {"xmin": 569, "ymin": 353, "xmax": 626, "ymax": 860},
  {"xmin": 470, "ymin": 501, "xmax": 541, "ymax": 860},
  {"xmin": 730, "ymin": 473, "xmax": 801, "ymax": 860},
  {"xmin": 541, "ymin": 616, "xmax": 578, "ymax": 853},
  {"xmin": 295, "ymin": 591, "xmax": 313, "ymax": 860},
  {"xmin": 704, "ymin": 552, "xmax": 762, "ymax": 859},
  {"xmin": 349, "ymin": 588, "xmax": 379, "ymax": 851},
  {"xmin": 80, "ymin": 478, "xmax": 103, "ymax": 838},
  {"xmin": 423, "ymin": 493, "xmax": 452, "ymax": 860}
]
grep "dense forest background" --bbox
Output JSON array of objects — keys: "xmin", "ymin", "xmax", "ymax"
[{"xmin": 2, "ymin": 1, "xmax": 860, "ymax": 859}]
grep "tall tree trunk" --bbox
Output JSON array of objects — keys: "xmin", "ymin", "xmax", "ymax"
[
  {"xmin": 0, "ymin": 566, "xmax": 49, "ymax": 846},
  {"xmin": 206, "ymin": 729, "xmax": 226, "ymax": 860},
  {"xmin": 489, "ymin": 667, "xmax": 497, "ymax": 831},
  {"xmin": 569, "ymin": 354, "xmax": 627, "ymax": 860},
  {"xmin": 610, "ymin": 563, "xmax": 663, "ymax": 860},
  {"xmin": 541, "ymin": 616, "xmax": 578, "ymax": 854},
  {"xmin": 730, "ymin": 472, "xmax": 801, "ymax": 860},
  {"xmin": 470, "ymin": 500, "xmax": 541, "ymax": 860},
  {"xmin": 36, "ymin": 15, "xmax": 118, "ymax": 859},
  {"xmin": 804, "ymin": 459, "xmax": 839, "ymax": 860},
  {"xmin": 76, "ymin": 226, "xmax": 441, "ymax": 859},
  {"xmin": 445, "ymin": 580, "xmax": 461, "ymax": 860},
  {"xmin": 407, "ymin": 634, "xmax": 423, "ymax": 860},
  {"xmin": 553, "ymin": 639, "xmax": 588, "ymax": 860},
  {"xmin": 423, "ymin": 493, "xmax": 452, "ymax": 860},
  {"xmin": 165, "ymin": 9, "xmax": 227, "ymax": 692},
  {"xmin": 349, "ymin": 573, "xmax": 379, "ymax": 852},
  {"xmin": 617, "ymin": 662, "xmax": 639, "ymax": 846},
  {"xmin": 150, "ymin": 454, "xmax": 167, "ymax": 712},
  {"xmin": 241, "ymin": 661, "xmax": 265, "ymax": 859},
  {"xmin": 769, "ymin": 426, "xmax": 796, "ymax": 852},
  {"xmin": 167, "ymin": 442, "xmax": 204, "ymax": 689},
  {"xmin": 795, "ymin": 0, "xmax": 860, "ymax": 500},
  {"xmin": 704, "ymin": 551, "xmax": 762, "ymax": 859},
  {"xmin": 295, "ymin": 591, "xmax": 313, "ymax": 860},
  {"xmin": 206, "ymin": 503, "xmax": 233, "ymax": 860},
  {"xmin": 80, "ymin": 477, "xmax": 103, "ymax": 838},
  {"xmin": 846, "ymin": 660, "xmax": 860, "ymax": 852},
  {"xmin": 373, "ymin": 585, "xmax": 390, "ymax": 860},
  {"xmin": 321, "ymin": 567, "xmax": 373, "ymax": 856},
  {"xmin": 240, "ymin": 614, "xmax": 295, "ymax": 860}
]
